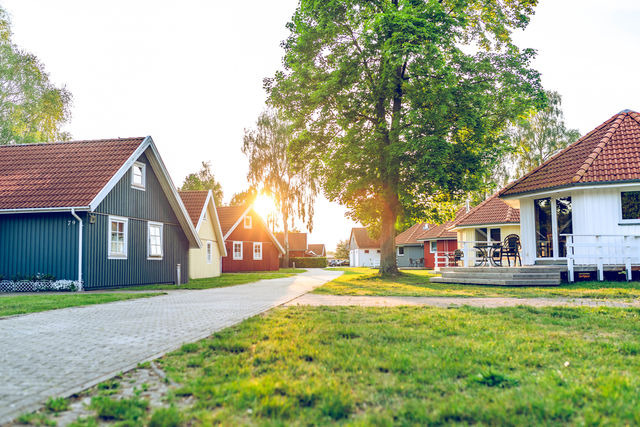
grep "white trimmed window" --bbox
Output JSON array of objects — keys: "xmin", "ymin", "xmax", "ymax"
[
  {"xmin": 244, "ymin": 215, "xmax": 252, "ymax": 229},
  {"xmin": 233, "ymin": 241, "xmax": 243, "ymax": 260},
  {"xmin": 131, "ymin": 162, "xmax": 146, "ymax": 190},
  {"xmin": 206, "ymin": 241, "xmax": 213, "ymax": 264},
  {"xmin": 148, "ymin": 222, "xmax": 163, "ymax": 259},
  {"xmin": 430, "ymin": 241, "xmax": 437, "ymax": 253},
  {"xmin": 253, "ymin": 242, "xmax": 263, "ymax": 260},
  {"xmin": 397, "ymin": 247, "xmax": 405, "ymax": 256},
  {"xmin": 108, "ymin": 216, "xmax": 128, "ymax": 259},
  {"xmin": 621, "ymin": 191, "xmax": 640, "ymax": 222}
]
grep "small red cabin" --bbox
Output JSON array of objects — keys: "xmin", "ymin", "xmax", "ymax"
[
  {"xmin": 217, "ymin": 205, "xmax": 285, "ymax": 272},
  {"xmin": 275, "ymin": 232, "xmax": 308, "ymax": 258},
  {"xmin": 417, "ymin": 222, "xmax": 458, "ymax": 269}
]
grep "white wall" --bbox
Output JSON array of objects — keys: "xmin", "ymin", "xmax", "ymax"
[
  {"xmin": 349, "ymin": 248, "xmax": 380, "ymax": 267},
  {"xmin": 518, "ymin": 185, "xmax": 640, "ymax": 265}
]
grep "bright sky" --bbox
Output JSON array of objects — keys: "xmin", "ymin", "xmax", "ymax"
[{"xmin": 2, "ymin": 0, "xmax": 640, "ymax": 251}]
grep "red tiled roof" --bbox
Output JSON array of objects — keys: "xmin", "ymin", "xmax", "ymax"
[
  {"xmin": 396, "ymin": 222, "xmax": 429, "ymax": 245},
  {"xmin": 216, "ymin": 205, "xmax": 249, "ymax": 235},
  {"xmin": 275, "ymin": 232, "xmax": 308, "ymax": 251},
  {"xmin": 178, "ymin": 190, "xmax": 208, "ymax": 227},
  {"xmin": 350, "ymin": 227, "xmax": 380, "ymax": 248},
  {"xmin": 417, "ymin": 221, "xmax": 457, "ymax": 240},
  {"xmin": 0, "ymin": 138, "xmax": 144, "ymax": 210},
  {"xmin": 501, "ymin": 110, "xmax": 640, "ymax": 196},
  {"xmin": 307, "ymin": 244, "xmax": 326, "ymax": 256},
  {"xmin": 453, "ymin": 194, "xmax": 519, "ymax": 227}
]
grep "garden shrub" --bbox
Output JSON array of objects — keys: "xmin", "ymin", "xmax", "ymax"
[{"xmin": 289, "ymin": 257, "xmax": 327, "ymax": 268}]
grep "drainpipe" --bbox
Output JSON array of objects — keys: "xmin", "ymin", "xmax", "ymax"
[{"xmin": 70, "ymin": 209, "xmax": 83, "ymax": 291}]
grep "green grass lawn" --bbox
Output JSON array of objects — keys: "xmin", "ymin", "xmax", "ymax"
[
  {"xmin": 153, "ymin": 305, "xmax": 640, "ymax": 425},
  {"xmin": 0, "ymin": 293, "xmax": 161, "ymax": 317},
  {"xmin": 119, "ymin": 269, "xmax": 306, "ymax": 291},
  {"xmin": 316, "ymin": 267, "xmax": 640, "ymax": 299}
]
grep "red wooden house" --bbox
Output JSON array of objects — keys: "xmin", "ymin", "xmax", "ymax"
[
  {"xmin": 275, "ymin": 232, "xmax": 308, "ymax": 258},
  {"xmin": 416, "ymin": 221, "xmax": 458, "ymax": 269},
  {"xmin": 217, "ymin": 205, "xmax": 285, "ymax": 272}
]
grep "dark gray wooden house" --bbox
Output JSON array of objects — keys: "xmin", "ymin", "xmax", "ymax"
[{"xmin": 0, "ymin": 136, "xmax": 201, "ymax": 289}]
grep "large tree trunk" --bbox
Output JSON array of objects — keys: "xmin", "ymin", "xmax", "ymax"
[{"xmin": 379, "ymin": 192, "xmax": 399, "ymax": 275}]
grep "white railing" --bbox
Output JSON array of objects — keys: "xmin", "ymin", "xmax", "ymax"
[
  {"xmin": 563, "ymin": 234, "xmax": 640, "ymax": 281},
  {"xmin": 458, "ymin": 241, "xmax": 519, "ymax": 268},
  {"xmin": 433, "ymin": 251, "xmax": 454, "ymax": 270}
]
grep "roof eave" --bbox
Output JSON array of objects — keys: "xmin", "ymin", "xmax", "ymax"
[
  {"xmin": 500, "ymin": 179, "xmax": 640, "ymax": 199},
  {"xmin": 0, "ymin": 206, "xmax": 91, "ymax": 214}
]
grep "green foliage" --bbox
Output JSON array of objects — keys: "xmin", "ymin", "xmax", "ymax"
[
  {"xmin": 334, "ymin": 239, "xmax": 350, "ymax": 259},
  {"xmin": 267, "ymin": 0, "xmax": 544, "ymax": 273},
  {"xmin": 229, "ymin": 186, "xmax": 257, "ymax": 206},
  {"xmin": 0, "ymin": 293, "xmax": 160, "ymax": 317},
  {"xmin": 0, "ymin": 6, "xmax": 72, "ymax": 145},
  {"xmin": 317, "ymin": 267, "xmax": 640, "ymax": 299},
  {"xmin": 508, "ymin": 90, "xmax": 580, "ymax": 178},
  {"xmin": 89, "ymin": 396, "xmax": 149, "ymax": 422},
  {"xmin": 180, "ymin": 161, "xmax": 224, "ymax": 205},
  {"xmin": 119, "ymin": 269, "xmax": 305, "ymax": 291},
  {"xmin": 160, "ymin": 305, "xmax": 640, "ymax": 424},
  {"xmin": 148, "ymin": 406, "xmax": 183, "ymax": 427},
  {"xmin": 45, "ymin": 396, "xmax": 69, "ymax": 413},
  {"xmin": 243, "ymin": 110, "xmax": 319, "ymax": 264},
  {"xmin": 289, "ymin": 257, "xmax": 327, "ymax": 268},
  {"xmin": 17, "ymin": 412, "xmax": 56, "ymax": 426}
]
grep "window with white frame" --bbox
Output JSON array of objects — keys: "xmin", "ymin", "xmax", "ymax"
[
  {"xmin": 244, "ymin": 215, "xmax": 252, "ymax": 229},
  {"xmin": 397, "ymin": 246, "xmax": 405, "ymax": 256},
  {"xmin": 108, "ymin": 216, "xmax": 128, "ymax": 259},
  {"xmin": 233, "ymin": 241, "xmax": 243, "ymax": 260},
  {"xmin": 253, "ymin": 242, "xmax": 263, "ymax": 260},
  {"xmin": 621, "ymin": 191, "xmax": 640, "ymax": 221},
  {"xmin": 430, "ymin": 241, "xmax": 437, "ymax": 253},
  {"xmin": 206, "ymin": 241, "xmax": 213, "ymax": 264},
  {"xmin": 148, "ymin": 222, "xmax": 163, "ymax": 259},
  {"xmin": 131, "ymin": 162, "xmax": 146, "ymax": 190}
]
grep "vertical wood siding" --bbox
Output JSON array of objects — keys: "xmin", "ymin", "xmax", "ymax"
[
  {"xmin": 84, "ymin": 151, "xmax": 190, "ymax": 288},
  {"xmin": 423, "ymin": 240, "xmax": 457, "ymax": 269},
  {"xmin": 396, "ymin": 245, "xmax": 424, "ymax": 267},
  {"xmin": 0, "ymin": 213, "xmax": 78, "ymax": 280},
  {"xmin": 221, "ymin": 212, "xmax": 280, "ymax": 272}
]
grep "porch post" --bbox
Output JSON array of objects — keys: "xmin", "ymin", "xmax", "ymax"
[{"xmin": 595, "ymin": 235, "xmax": 604, "ymax": 281}]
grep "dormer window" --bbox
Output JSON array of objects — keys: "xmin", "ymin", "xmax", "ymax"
[
  {"xmin": 131, "ymin": 162, "xmax": 146, "ymax": 190},
  {"xmin": 244, "ymin": 215, "xmax": 252, "ymax": 229}
]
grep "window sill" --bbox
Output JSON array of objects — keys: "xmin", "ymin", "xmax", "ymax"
[
  {"xmin": 131, "ymin": 185, "xmax": 146, "ymax": 191},
  {"xmin": 108, "ymin": 255, "xmax": 127, "ymax": 260},
  {"xmin": 619, "ymin": 221, "xmax": 640, "ymax": 226},
  {"xmin": 147, "ymin": 256, "xmax": 163, "ymax": 261}
]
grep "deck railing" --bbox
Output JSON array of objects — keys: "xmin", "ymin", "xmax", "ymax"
[
  {"xmin": 433, "ymin": 241, "xmax": 522, "ymax": 269},
  {"xmin": 562, "ymin": 234, "xmax": 640, "ymax": 281}
]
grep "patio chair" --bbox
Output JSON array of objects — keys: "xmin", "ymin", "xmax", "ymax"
[{"xmin": 500, "ymin": 234, "xmax": 521, "ymax": 267}]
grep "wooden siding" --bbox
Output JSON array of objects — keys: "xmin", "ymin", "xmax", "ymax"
[
  {"xmin": 396, "ymin": 244, "xmax": 423, "ymax": 268},
  {"xmin": 0, "ymin": 212, "xmax": 78, "ymax": 281},
  {"xmin": 189, "ymin": 202, "xmax": 222, "ymax": 278},
  {"xmin": 85, "ymin": 151, "xmax": 190, "ymax": 288},
  {"xmin": 424, "ymin": 239, "xmax": 457, "ymax": 269},
  {"xmin": 221, "ymin": 211, "xmax": 279, "ymax": 272}
]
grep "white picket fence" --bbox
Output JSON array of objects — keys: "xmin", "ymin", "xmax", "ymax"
[{"xmin": 563, "ymin": 234, "xmax": 640, "ymax": 281}]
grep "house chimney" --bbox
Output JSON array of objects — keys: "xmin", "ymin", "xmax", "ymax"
[{"xmin": 465, "ymin": 198, "xmax": 470, "ymax": 213}]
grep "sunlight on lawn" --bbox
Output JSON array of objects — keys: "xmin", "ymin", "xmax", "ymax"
[{"xmin": 320, "ymin": 267, "xmax": 640, "ymax": 299}]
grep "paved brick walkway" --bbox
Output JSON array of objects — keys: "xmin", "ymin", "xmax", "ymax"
[
  {"xmin": 287, "ymin": 294, "xmax": 640, "ymax": 308},
  {"xmin": 0, "ymin": 269, "xmax": 341, "ymax": 423}
]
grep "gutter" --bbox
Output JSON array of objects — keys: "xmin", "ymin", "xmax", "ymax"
[{"xmin": 70, "ymin": 209, "xmax": 83, "ymax": 290}]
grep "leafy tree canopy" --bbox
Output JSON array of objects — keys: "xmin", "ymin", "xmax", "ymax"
[
  {"xmin": 334, "ymin": 239, "xmax": 350, "ymax": 259},
  {"xmin": 0, "ymin": 6, "xmax": 72, "ymax": 145},
  {"xmin": 243, "ymin": 110, "xmax": 319, "ymax": 264},
  {"xmin": 180, "ymin": 161, "xmax": 224, "ymax": 204},
  {"xmin": 230, "ymin": 187, "xmax": 258, "ymax": 206},
  {"xmin": 508, "ymin": 90, "xmax": 580, "ymax": 177},
  {"xmin": 267, "ymin": 0, "xmax": 544, "ymax": 273}
]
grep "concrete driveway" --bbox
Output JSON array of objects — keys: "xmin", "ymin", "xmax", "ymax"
[{"xmin": 0, "ymin": 269, "xmax": 341, "ymax": 423}]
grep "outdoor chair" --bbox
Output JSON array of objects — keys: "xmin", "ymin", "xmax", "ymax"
[{"xmin": 499, "ymin": 234, "xmax": 521, "ymax": 266}]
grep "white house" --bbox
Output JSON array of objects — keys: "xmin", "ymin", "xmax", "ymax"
[
  {"xmin": 499, "ymin": 109, "xmax": 640, "ymax": 280},
  {"xmin": 349, "ymin": 227, "xmax": 381, "ymax": 267}
]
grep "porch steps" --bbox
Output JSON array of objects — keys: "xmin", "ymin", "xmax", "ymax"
[{"xmin": 430, "ymin": 266, "xmax": 564, "ymax": 286}]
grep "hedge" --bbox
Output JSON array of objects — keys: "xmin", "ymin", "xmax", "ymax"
[{"xmin": 289, "ymin": 257, "xmax": 328, "ymax": 268}]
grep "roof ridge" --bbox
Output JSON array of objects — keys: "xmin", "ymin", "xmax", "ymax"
[
  {"xmin": 499, "ymin": 112, "xmax": 621, "ymax": 196},
  {"xmin": 572, "ymin": 112, "xmax": 627, "ymax": 183},
  {"xmin": 0, "ymin": 137, "xmax": 146, "ymax": 148}
]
